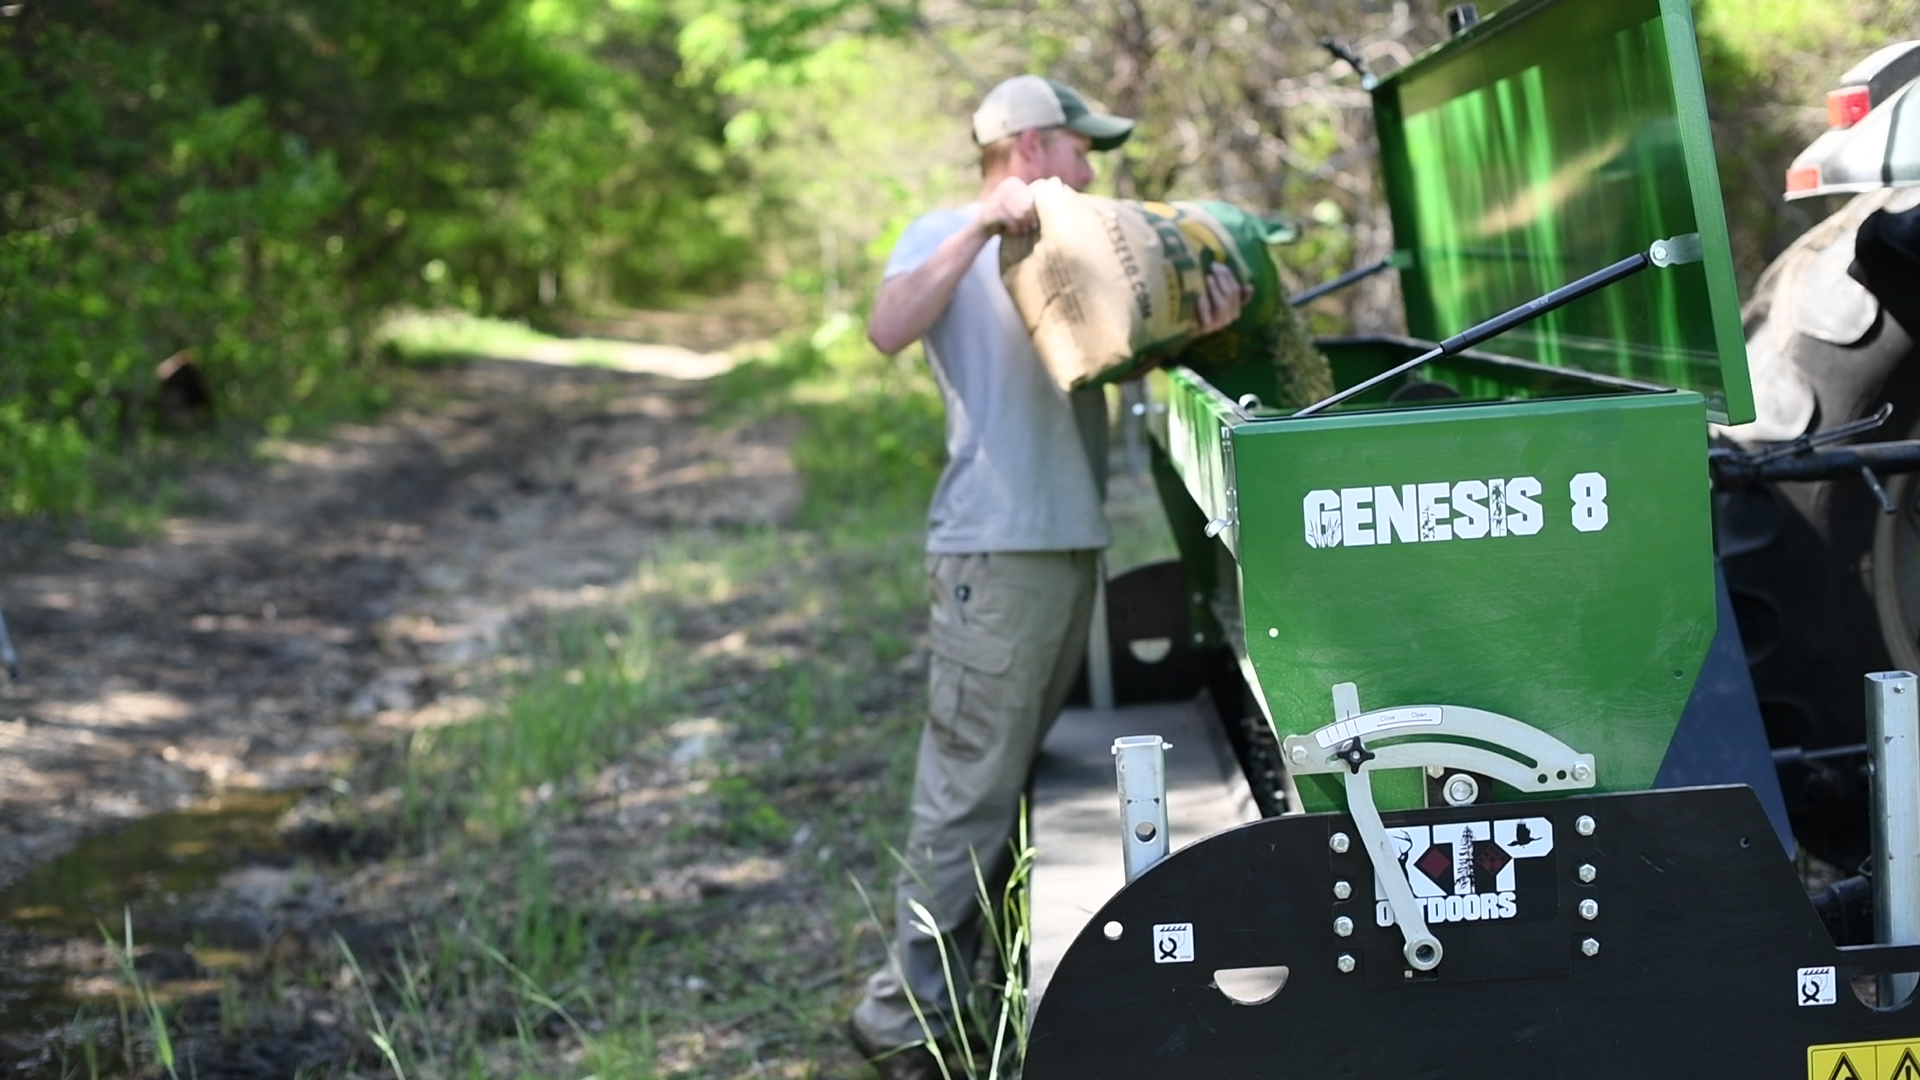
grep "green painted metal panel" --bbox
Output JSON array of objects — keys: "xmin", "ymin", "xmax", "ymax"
[
  {"xmin": 1152, "ymin": 366, "xmax": 1244, "ymax": 561},
  {"xmin": 1228, "ymin": 390, "xmax": 1716, "ymax": 813},
  {"xmin": 1373, "ymin": 0, "xmax": 1755, "ymax": 424}
]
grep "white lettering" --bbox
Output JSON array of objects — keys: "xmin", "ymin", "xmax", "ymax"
[
  {"xmin": 1340, "ymin": 487, "xmax": 1375, "ymax": 547},
  {"xmin": 1492, "ymin": 817, "xmax": 1555, "ymax": 890},
  {"xmin": 1506, "ymin": 476, "xmax": 1544, "ymax": 535},
  {"xmin": 1385, "ymin": 889, "xmax": 1528, "ymax": 925},
  {"xmin": 1570, "ymin": 471, "xmax": 1610, "ymax": 532},
  {"xmin": 1374, "ymin": 484, "xmax": 1419, "ymax": 544},
  {"xmin": 1417, "ymin": 482, "xmax": 1453, "ymax": 542},
  {"xmin": 1302, "ymin": 473, "xmax": 1604, "ymax": 548},
  {"xmin": 1451, "ymin": 480, "xmax": 1490, "ymax": 539},
  {"xmin": 1303, "ymin": 490, "xmax": 1341, "ymax": 548}
]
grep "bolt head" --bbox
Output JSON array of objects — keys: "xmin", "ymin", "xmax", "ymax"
[
  {"xmin": 1575, "ymin": 815, "xmax": 1596, "ymax": 837},
  {"xmin": 1290, "ymin": 745, "xmax": 1310, "ymax": 765},
  {"xmin": 1579, "ymin": 898, "xmax": 1599, "ymax": 921},
  {"xmin": 1444, "ymin": 774, "xmax": 1479, "ymax": 806},
  {"xmin": 1337, "ymin": 954, "xmax": 1357, "ymax": 973},
  {"xmin": 1268, "ymin": 627, "xmax": 1279, "ymax": 638},
  {"xmin": 1572, "ymin": 762, "xmax": 1593, "ymax": 783},
  {"xmin": 1425, "ymin": 764, "xmax": 1446, "ymax": 779},
  {"xmin": 1334, "ymin": 916, "xmax": 1354, "ymax": 937},
  {"xmin": 1329, "ymin": 832, "xmax": 1351, "ymax": 854},
  {"xmin": 1581, "ymin": 937, "xmax": 1600, "ymax": 957},
  {"xmin": 1192, "ymin": 632, "xmax": 1206, "ymax": 645},
  {"xmin": 1333, "ymin": 880, "xmax": 1352, "ymax": 900},
  {"xmin": 1577, "ymin": 863, "xmax": 1597, "ymax": 884}
]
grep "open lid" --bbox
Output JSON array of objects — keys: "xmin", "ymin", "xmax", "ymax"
[{"xmin": 1372, "ymin": 0, "xmax": 1755, "ymax": 424}]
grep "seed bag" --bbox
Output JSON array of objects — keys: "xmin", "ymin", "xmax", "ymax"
[{"xmin": 999, "ymin": 177, "xmax": 1334, "ymax": 408}]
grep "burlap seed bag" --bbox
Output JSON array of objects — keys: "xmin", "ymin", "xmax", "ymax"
[{"xmin": 999, "ymin": 177, "xmax": 1333, "ymax": 408}]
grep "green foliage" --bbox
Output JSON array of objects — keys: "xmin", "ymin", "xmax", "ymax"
[
  {"xmin": 1, "ymin": 0, "xmax": 754, "ymax": 520},
  {"xmin": 403, "ymin": 614, "xmax": 669, "ymax": 841},
  {"xmin": 717, "ymin": 317, "xmax": 947, "ymax": 526},
  {"xmin": 1692, "ymin": 0, "xmax": 1916, "ymax": 282}
]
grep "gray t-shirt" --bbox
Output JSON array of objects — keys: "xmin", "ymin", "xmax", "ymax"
[{"xmin": 886, "ymin": 204, "xmax": 1110, "ymax": 554}]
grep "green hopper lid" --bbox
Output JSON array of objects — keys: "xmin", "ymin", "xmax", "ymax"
[{"xmin": 1372, "ymin": 0, "xmax": 1755, "ymax": 425}]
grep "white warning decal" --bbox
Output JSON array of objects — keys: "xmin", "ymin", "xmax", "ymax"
[
  {"xmin": 1153, "ymin": 923, "xmax": 1194, "ymax": 964},
  {"xmin": 1799, "ymin": 965, "xmax": 1837, "ymax": 1007}
]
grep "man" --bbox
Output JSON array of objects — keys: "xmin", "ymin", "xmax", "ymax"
[{"xmin": 851, "ymin": 75, "xmax": 1247, "ymax": 1079}]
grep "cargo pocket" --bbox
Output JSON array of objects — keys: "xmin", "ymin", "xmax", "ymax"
[{"xmin": 927, "ymin": 619, "xmax": 1014, "ymax": 760}]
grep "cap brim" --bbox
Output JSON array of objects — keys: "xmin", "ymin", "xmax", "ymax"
[{"xmin": 1068, "ymin": 113, "xmax": 1134, "ymax": 152}]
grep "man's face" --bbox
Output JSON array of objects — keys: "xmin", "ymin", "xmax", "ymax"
[{"xmin": 1034, "ymin": 129, "xmax": 1096, "ymax": 191}]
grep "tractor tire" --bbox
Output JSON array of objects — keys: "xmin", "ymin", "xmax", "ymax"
[{"xmin": 1719, "ymin": 188, "xmax": 1920, "ymax": 869}]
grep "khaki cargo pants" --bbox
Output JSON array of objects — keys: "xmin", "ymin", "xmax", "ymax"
[{"xmin": 853, "ymin": 549, "xmax": 1099, "ymax": 1050}]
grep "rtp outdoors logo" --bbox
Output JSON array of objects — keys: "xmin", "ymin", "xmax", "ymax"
[{"xmin": 1373, "ymin": 816, "xmax": 1557, "ymax": 927}]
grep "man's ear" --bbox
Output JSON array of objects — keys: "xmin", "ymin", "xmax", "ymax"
[{"xmin": 1014, "ymin": 127, "xmax": 1047, "ymax": 167}]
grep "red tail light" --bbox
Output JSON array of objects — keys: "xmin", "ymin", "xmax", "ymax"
[
  {"xmin": 1786, "ymin": 165, "xmax": 1822, "ymax": 194},
  {"xmin": 1828, "ymin": 86, "xmax": 1872, "ymax": 129}
]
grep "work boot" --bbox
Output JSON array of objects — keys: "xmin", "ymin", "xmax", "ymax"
[{"xmin": 846, "ymin": 1017, "xmax": 946, "ymax": 1080}]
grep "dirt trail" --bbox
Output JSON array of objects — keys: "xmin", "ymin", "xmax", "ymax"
[{"xmin": 0, "ymin": 354, "xmax": 798, "ymax": 891}]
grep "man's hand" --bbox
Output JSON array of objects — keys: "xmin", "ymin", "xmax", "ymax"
[
  {"xmin": 978, "ymin": 176, "xmax": 1038, "ymax": 237},
  {"xmin": 1195, "ymin": 261, "xmax": 1253, "ymax": 336}
]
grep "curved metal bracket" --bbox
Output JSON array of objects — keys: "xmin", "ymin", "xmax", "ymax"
[
  {"xmin": 1284, "ymin": 683, "xmax": 1598, "ymax": 972},
  {"xmin": 1282, "ymin": 699, "xmax": 1595, "ymax": 794}
]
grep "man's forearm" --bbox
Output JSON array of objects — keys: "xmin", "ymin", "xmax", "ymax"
[{"xmin": 867, "ymin": 221, "xmax": 990, "ymax": 355}]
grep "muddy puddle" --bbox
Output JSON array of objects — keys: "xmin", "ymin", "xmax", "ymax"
[{"xmin": 0, "ymin": 790, "xmax": 356, "ymax": 1073}]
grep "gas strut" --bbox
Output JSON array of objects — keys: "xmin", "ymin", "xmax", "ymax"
[
  {"xmin": 1289, "ymin": 258, "xmax": 1397, "ymax": 308},
  {"xmin": 1293, "ymin": 234, "xmax": 1704, "ymax": 417}
]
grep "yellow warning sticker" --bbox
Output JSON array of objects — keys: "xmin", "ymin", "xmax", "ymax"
[{"xmin": 1808, "ymin": 1039, "xmax": 1920, "ymax": 1080}]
